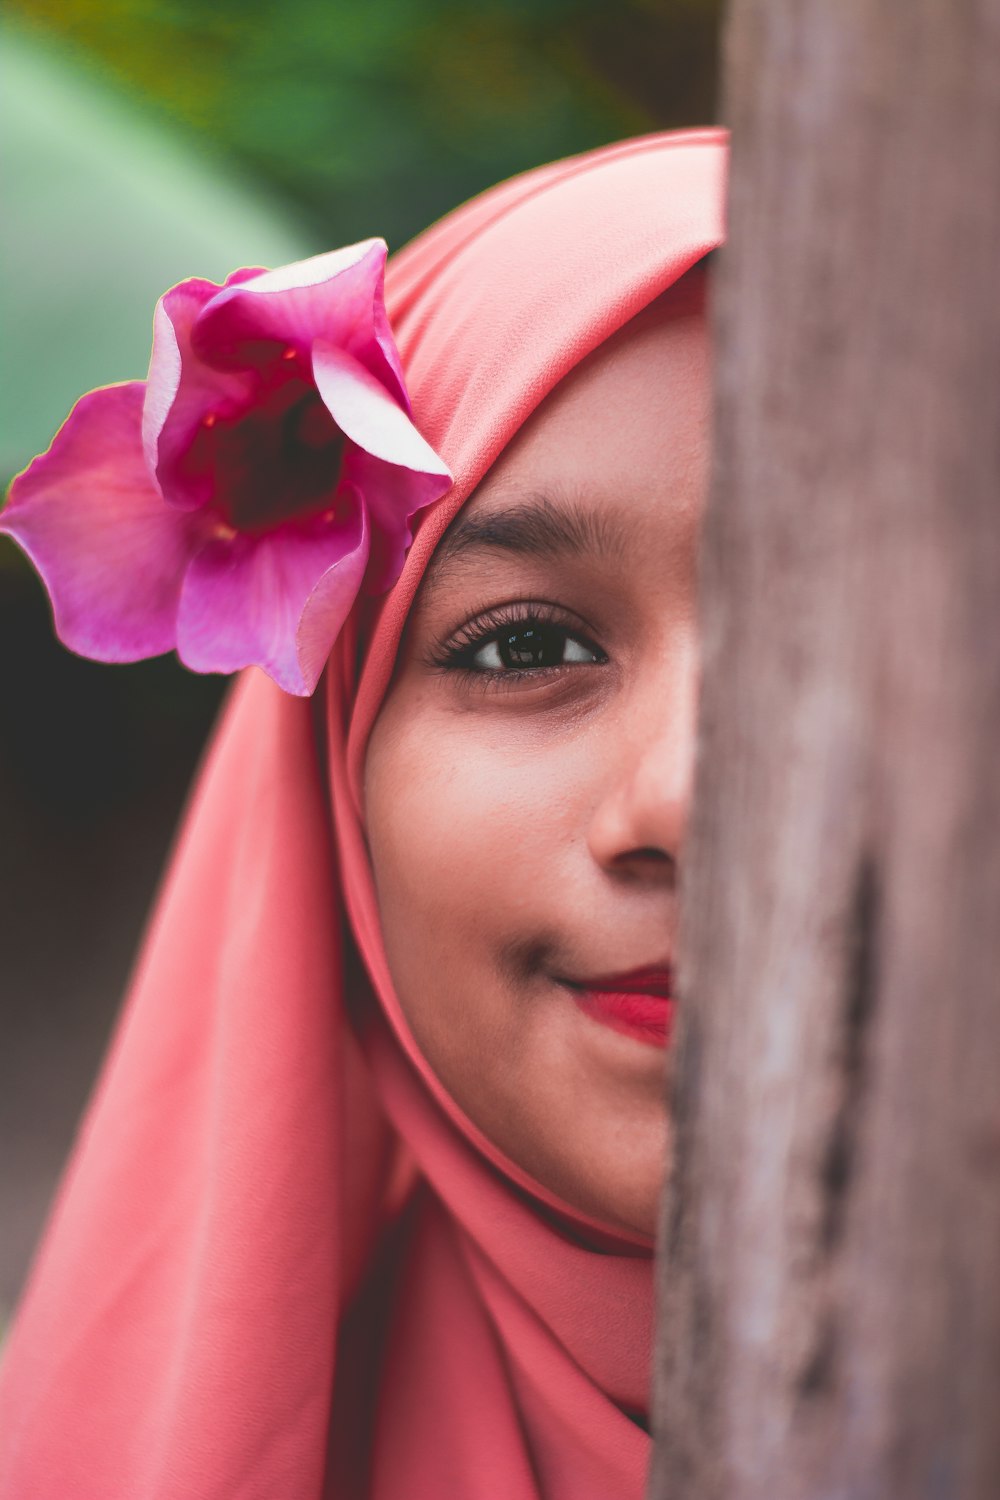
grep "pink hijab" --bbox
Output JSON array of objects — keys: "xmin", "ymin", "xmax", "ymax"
[{"xmin": 0, "ymin": 129, "xmax": 726, "ymax": 1499}]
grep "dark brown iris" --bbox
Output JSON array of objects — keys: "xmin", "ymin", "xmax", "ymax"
[{"xmin": 498, "ymin": 625, "xmax": 564, "ymax": 668}]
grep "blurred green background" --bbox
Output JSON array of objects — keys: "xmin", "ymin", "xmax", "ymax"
[{"xmin": 0, "ymin": 0, "xmax": 722, "ymax": 1320}]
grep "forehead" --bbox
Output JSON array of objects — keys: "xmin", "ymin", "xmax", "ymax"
[
  {"xmin": 416, "ymin": 302, "xmax": 710, "ymax": 603},
  {"xmin": 460, "ymin": 299, "xmax": 709, "ymax": 528}
]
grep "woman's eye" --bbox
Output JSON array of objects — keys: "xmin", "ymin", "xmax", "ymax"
[{"xmin": 469, "ymin": 623, "xmax": 599, "ymax": 672}]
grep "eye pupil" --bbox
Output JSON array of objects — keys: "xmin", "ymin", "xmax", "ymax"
[
  {"xmin": 454, "ymin": 615, "xmax": 601, "ymax": 674},
  {"xmin": 499, "ymin": 625, "xmax": 559, "ymax": 668}
]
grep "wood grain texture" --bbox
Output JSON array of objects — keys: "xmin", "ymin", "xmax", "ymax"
[{"xmin": 650, "ymin": 4, "xmax": 1000, "ymax": 1497}]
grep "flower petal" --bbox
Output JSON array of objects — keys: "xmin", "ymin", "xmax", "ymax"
[
  {"xmin": 176, "ymin": 503, "xmax": 369, "ymax": 696},
  {"xmin": 343, "ymin": 445, "xmax": 453, "ymax": 592},
  {"xmin": 0, "ymin": 383, "xmax": 199, "ymax": 660},
  {"xmin": 144, "ymin": 278, "xmax": 256, "ymax": 510},
  {"xmin": 194, "ymin": 241, "xmax": 408, "ymax": 406},
  {"xmin": 312, "ymin": 342, "xmax": 451, "ymax": 479},
  {"xmin": 295, "ymin": 494, "xmax": 372, "ymax": 691},
  {"xmin": 316, "ymin": 343, "xmax": 452, "ymax": 589}
]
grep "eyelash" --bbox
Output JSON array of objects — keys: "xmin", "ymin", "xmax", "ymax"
[{"xmin": 431, "ymin": 601, "xmax": 607, "ymax": 684}]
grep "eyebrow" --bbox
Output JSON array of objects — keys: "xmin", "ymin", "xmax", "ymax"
[{"xmin": 425, "ymin": 492, "xmax": 628, "ymax": 588}]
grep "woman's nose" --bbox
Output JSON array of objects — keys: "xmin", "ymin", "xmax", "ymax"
[{"xmin": 586, "ymin": 648, "xmax": 697, "ymax": 877}]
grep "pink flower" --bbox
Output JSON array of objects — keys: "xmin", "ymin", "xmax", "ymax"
[{"xmin": 0, "ymin": 240, "xmax": 451, "ymax": 695}]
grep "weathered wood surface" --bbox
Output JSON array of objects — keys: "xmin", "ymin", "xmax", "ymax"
[{"xmin": 650, "ymin": 4, "xmax": 1000, "ymax": 1498}]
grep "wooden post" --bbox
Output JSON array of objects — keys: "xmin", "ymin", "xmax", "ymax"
[{"xmin": 650, "ymin": 4, "xmax": 1000, "ymax": 1498}]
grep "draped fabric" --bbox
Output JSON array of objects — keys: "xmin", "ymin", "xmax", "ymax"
[{"xmin": 0, "ymin": 130, "xmax": 726, "ymax": 1499}]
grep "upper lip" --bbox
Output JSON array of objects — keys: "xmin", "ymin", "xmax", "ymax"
[{"xmin": 562, "ymin": 965, "xmax": 673, "ymax": 997}]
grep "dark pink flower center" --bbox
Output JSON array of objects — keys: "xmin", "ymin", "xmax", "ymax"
[{"xmin": 186, "ymin": 375, "xmax": 346, "ymax": 536}]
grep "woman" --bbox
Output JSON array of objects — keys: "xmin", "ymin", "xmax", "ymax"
[{"xmin": 0, "ymin": 128, "xmax": 726, "ymax": 1497}]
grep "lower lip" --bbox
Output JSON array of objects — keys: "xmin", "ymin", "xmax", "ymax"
[{"xmin": 570, "ymin": 988, "xmax": 674, "ymax": 1048}]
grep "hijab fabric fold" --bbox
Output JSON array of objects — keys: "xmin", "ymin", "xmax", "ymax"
[{"xmin": 0, "ymin": 129, "xmax": 726, "ymax": 1499}]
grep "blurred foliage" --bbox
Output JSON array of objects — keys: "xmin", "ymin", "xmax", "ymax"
[
  {"xmin": 1, "ymin": 24, "xmax": 313, "ymax": 482},
  {"xmin": 8, "ymin": 0, "xmax": 723, "ymax": 249}
]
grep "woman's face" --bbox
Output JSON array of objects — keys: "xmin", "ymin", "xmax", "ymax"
[{"xmin": 365, "ymin": 290, "xmax": 709, "ymax": 1237}]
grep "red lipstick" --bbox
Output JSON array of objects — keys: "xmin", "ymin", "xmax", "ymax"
[{"xmin": 565, "ymin": 967, "xmax": 674, "ymax": 1048}]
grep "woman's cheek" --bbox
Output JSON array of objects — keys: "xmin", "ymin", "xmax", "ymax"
[
  {"xmin": 371, "ymin": 720, "xmax": 521, "ymax": 942},
  {"xmin": 368, "ymin": 719, "xmax": 498, "ymax": 970},
  {"xmin": 367, "ymin": 711, "xmax": 561, "ymax": 1024}
]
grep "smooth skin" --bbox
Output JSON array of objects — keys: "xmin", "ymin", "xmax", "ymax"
[{"xmin": 365, "ymin": 280, "xmax": 709, "ymax": 1238}]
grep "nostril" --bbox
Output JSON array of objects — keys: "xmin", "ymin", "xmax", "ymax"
[
  {"xmin": 611, "ymin": 846, "xmax": 675, "ymax": 878},
  {"xmin": 627, "ymin": 847, "xmax": 671, "ymax": 864}
]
